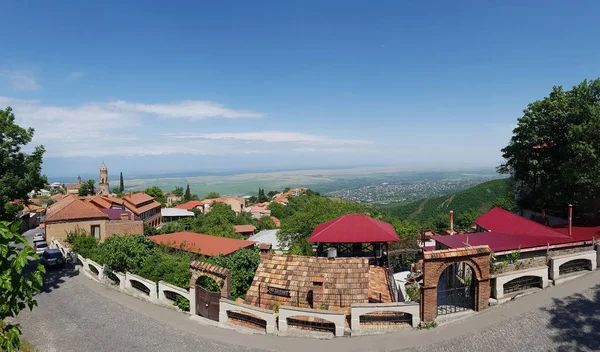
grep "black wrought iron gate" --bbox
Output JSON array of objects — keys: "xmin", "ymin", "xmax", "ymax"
[{"xmin": 437, "ymin": 262, "xmax": 475, "ymax": 315}]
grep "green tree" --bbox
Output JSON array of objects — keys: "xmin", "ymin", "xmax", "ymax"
[
  {"xmin": 0, "ymin": 221, "xmax": 45, "ymax": 351},
  {"xmin": 172, "ymin": 187, "xmax": 184, "ymax": 197},
  {"xmin": 119, "ymin": 172, "xmax": 124, "ymax": 192},
  {"xmin": 201, "ymin": 203, "xmax": 239, "ymax": 238},
  {"xmin": 144, "ymin": 186, "xmax": 166, "ymax": 205},
  {"xmin": 78, "ymin": 179, "xmax": 96, "ymax": 196},
  {"xmin": 266, "ymin": 190, "xmax": 279, "ymax": 198},
  {"xmin": 204, "ymin": 191, "xmax": 220, "ymax": 199},
  {"xmin": 208, "ymin": 248, "xmax": 260, "ymax": 300},
  {"xmin": 499, "ymin": 79, "xmax": 600, "ymax": 214},
  {"xmin": 184, "ymin": 185, "xmax": 191, "ymax": 202},
  {"xmin": 0, "ymin": 107, "xmax": 47, "ymax": 221},
  {"xmin": 94, "ymin": 235, "xmax": 156, "ymax": 273},
  {"xmin": 455, "ymin": 208, "xmax": 481, "ymax": 230},
  {"xmin": 493, "ymin": 197, "xmax": 515, "ymax": 212},
  {"xmin": 267, "ymin": 201, "xmax": 288, "ymax": 219},
  {"xmin": 70, "ymin": 233, "xmax": 100, "ymax": 259},
  {"xmin": 257, "ymin": 188, "xmax": 268, "ymax": 203},
  {"xmin": 256, "ymin": 216, "xmax": 277, "ymax": 231},
  {"xmin": 277, "ymin": 192, "xmax": 374, "ymax": 250}
]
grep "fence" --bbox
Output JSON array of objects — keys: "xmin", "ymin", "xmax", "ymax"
[{"xmin": 70, "ymin": 244, "xmax": 191, "ymax": 312}]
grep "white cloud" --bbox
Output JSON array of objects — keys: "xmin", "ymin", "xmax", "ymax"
[
  {"xmin": 0, "ymin": 96, "xmax": 370, "ymax": 158},
  {"xmin": 111, "ymin": 100, "xmax": 264, "ymax": 119},
  {"xmin": 66, "ymin": 71, "xmax": 84, "ymax": 81},
  {"xmin": 1, "ymin": 70, "xmax": 40, "ymax": 91},
  {"xmin": 170, "ymin": 131, "xmax": 372, "ymax": 146}
]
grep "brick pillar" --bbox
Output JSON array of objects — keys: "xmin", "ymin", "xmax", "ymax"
[
  {"xmin": 477, "ymin": 278, "xmax": 490, "ymax": 311},
  {"xmin": 421, "ymin": 286, "xmax": 438, "ymax": 322}
]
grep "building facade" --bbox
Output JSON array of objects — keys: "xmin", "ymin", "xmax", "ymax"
[{"xmin": 123, "ymin": 192, "xmax": 162, "ymax": 228}]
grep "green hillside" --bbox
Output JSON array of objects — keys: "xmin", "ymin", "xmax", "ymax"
[{"xmin": 378, "ymin": 178, "xmax": 510, "ymax": 225}]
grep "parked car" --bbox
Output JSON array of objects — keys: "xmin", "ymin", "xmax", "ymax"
[
  {"xmin": 41, "ymin": 249, "xmax": 65, "ymax": 268},
  {"xmin": 32, "ymin": 232, "xmax": 45, "ymax": 242},
  {"xmin": 34, "ymin": 241, "xmax": 48, "ymax": 255}
]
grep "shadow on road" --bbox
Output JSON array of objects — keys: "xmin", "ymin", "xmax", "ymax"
[
  {"xmin": 40, "ymin": 264, "xmax": 80, "ymax": 294},
  {"xmin": 543, "ymin": 284, "xmax": 600, "ymax": 352}
]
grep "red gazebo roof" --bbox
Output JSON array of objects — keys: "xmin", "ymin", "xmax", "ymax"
[{"xmin": 308, "ymin": 214, "xmax": 399, "ymax": 243}]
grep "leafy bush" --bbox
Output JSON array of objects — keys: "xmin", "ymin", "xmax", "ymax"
[
  {"xmin": 94, "ymin": 235, "xmax": 156, "ymax": 273},
  {"xmin": 405, "ymin": 285, "xmax": 420, "ymax": 302},
  {"xmin": 70, "ymin": 233, "xmax": 99, "ymax": 259},
  {"xmin": 197, "ymin": 276, "xmax": 220, "ymax": 292},
  {"xmin": 174, "ymin": 295, "xmax": 190, "ymax": 312},
  {"xmin": 207, "ymin": 248, "xmax": 260, "ymax": 300},
  {"xmin": 136, "ymin": 249, "xmax": 192, "ymax": 289}
]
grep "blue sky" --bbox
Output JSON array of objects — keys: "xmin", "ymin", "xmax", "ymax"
[{"xmin": 1, "ymin": 1, "xmax": 599, "ymax": 178}]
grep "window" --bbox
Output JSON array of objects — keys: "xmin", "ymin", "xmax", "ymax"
[{"xmin": 91, "ymin": 225, "xmax": 101, "ymax": 239}]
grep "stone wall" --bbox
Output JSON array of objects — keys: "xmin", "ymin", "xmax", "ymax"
[
  {"xmin": 492, "ymin": 265, "xmax": 549, "ymax": 299},
  {"xmin": 549, "ymin": 250, "xmax": 597, "ymax": 280},
  {"xmin": 219, "ymin": 298, "xmax": 277, "ymax": 334},
  {"xmin": 350, "ymin": 302, "xmax": 420, "ymax": 331},
  {"xmin": 125, "ymin": 272, "xmax": 158, "ymax": 302},
  {"xmin": 278, "ymin": 306, "xmax": 346, "ymax": 337}
]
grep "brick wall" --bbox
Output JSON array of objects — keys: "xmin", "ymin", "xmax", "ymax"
[
  {"xmin": 421, "ymin": 246, "xmax": 491, "ymax": 322},
  {"xmin": 47, "ymin": 219, "xmax": 144, "ymax": 242},
  {"xmin": 46, "ymin": 220, "xmax": 106, "ymax": 242},
  {"xmin": 105, "ymin": 220, "xmax": 144, "ymax": 237}
]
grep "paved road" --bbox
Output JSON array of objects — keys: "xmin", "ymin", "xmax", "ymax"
[{"xmin": 15, "ymin": 264, "xmax": 600, "ymax": 352}]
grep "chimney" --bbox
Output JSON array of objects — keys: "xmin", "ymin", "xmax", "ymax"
[
  {"xmin": 568, "ymin": 204, "xmax": 573, "ymax": 237},
  {"xmin": 450, "ymin": 210, "xmax": 454, "ymax": 234},
  {"xmin": 120, "ymin": 213, "xmax": 129, "ymax": 221},
  {"xmin": 258, "ymin": 243, "xmax": 273, "ymax": 259}
]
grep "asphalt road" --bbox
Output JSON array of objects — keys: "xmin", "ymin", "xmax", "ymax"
[{"xmin": 13, "ymin": 236, "xmax": 600, "ymax": 352}]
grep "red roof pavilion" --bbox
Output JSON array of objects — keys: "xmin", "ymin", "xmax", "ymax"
[{"xmin": 308, "ymin": 214, "xmax": 399, "ymax": 243}]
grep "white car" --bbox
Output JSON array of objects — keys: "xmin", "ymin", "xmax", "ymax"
[
  {"xmin": 32, "ymin": 233, "xmax": 45, "ymax": 242},
  {"xmin": 34, "ymin": 241, "xmax": 48, "ymax": 255}
]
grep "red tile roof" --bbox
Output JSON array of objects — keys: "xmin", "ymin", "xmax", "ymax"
[
  {"xmin": 123, "ymin": 192, "xmax": 154, "ymax": 206},
  {"xmin": 233, "ymin": 224, "xmax": 256, "ymax": 233},
  {"xmin": 125, "ymin": 200, "xmax": 161, "ymax": 216},
  {"xmin": 475, "ymin": 207, "xmax": 566, "ymax": 238},
  {"xmin": 148, "ymin": 232, "xmax": 256, "ymax": 256},
  {"xmin": 174, "ymin": 200, "xmax": 204, "ymax": 210},
  {"xmin": 435, "ymin": 208, "xmax": 600, "ymax": 252},
  {"xmin": 309, "ymin": 214, "xmax": 399, "ymax": 243},
  {"xmin": 88, "ymin": 195, "xmax": 113, "ymax": 209},
  {"xmin": 45, "ymin": 196, "xmax": 109, "ymax": 223}
]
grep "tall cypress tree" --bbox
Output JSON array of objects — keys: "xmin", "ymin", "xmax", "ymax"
[
  {"xmin": 119, "ymin": 172, "xmax": 124, "ymax": 192},
  {"xmin": 184, "ymin": 184, "xmax": 191, "ymax": 201}
]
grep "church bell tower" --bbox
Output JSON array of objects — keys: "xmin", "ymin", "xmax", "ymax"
[{"xmin": 99, "ymin": 162, "xmax": 110, "ymax": 195}]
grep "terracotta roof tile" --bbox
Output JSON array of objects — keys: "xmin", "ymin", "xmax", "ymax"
[
  {"xmin": 233, "ymin": 224, "xmax": 256, "ymax": 233},
  {"xmin": 45, "ymin": 196, "xmax": 109, "ymax": 223},
  {"xmin": 243, "ymin": 255, "xmax": 390, "ymax": 310},
  {"xmin": 123, "ymin": 192, "xmax": 154, "ymax": 206},
  {"xmin": 150, "ymin": 232, "xmax": 255, "ymax": 256}
]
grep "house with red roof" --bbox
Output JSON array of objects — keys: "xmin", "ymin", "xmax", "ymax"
[
  {"xmin": 432, "ymin": 207, "xmax": 599, "ymax": 301},
  {"xmin": 44, "ymin": 195, "xmax": 143, "ymax": 242},
  {"xmin": 123, "ymin": 191, "xmax": 162, "ymax": 228},
  {"xmin": 308, "ymin": 214, "xmax": 399, "ymax": 265},
  {"xmin": 233, "ymin": 224, "xmax": 256, "ymax": 237},
  {"xmin": 175, "ymin": 200, "xmax": 205, "ymax": 211},
  {"xmin": 148, "ymin": 232, "xmax": 256, "ymax": 256}
]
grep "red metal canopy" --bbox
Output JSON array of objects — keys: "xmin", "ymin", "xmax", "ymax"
[{"xmin": 308, "ymin": 214, "xmax": 399, "ymax": 243}]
